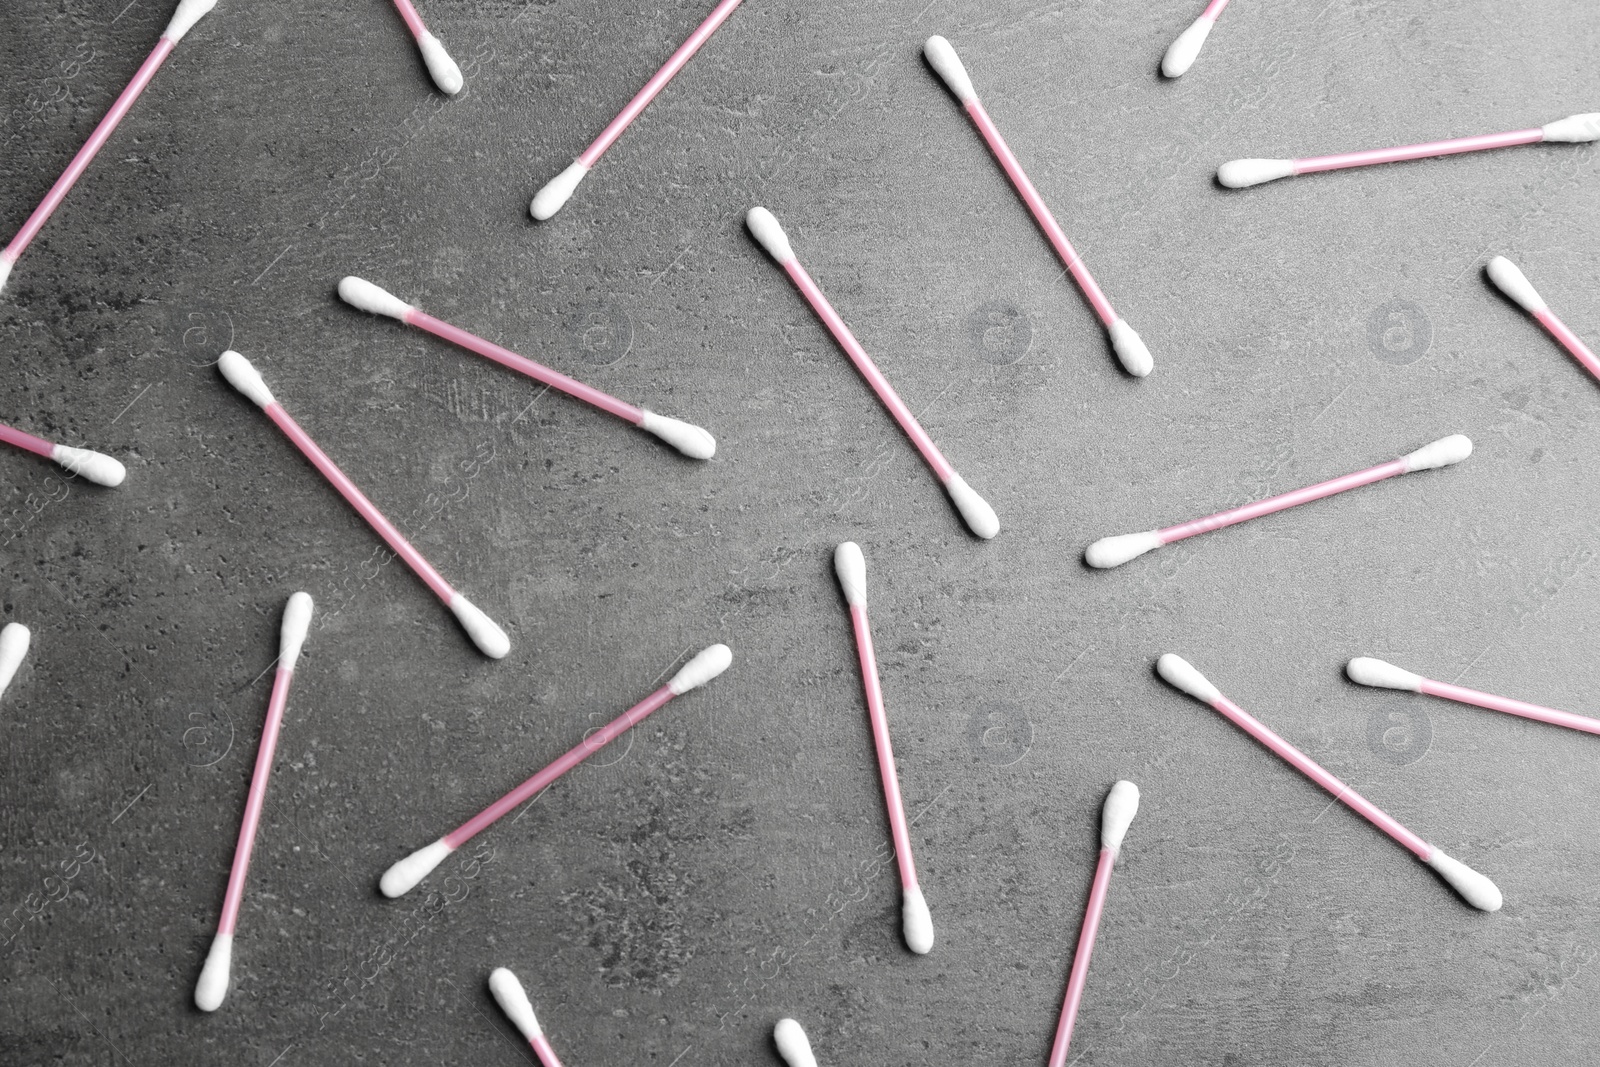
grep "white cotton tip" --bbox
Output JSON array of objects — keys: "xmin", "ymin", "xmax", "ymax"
[
  {"xmin": 668, "ymin": 643, "xmax": 733, "ymax": 695},
  {"xmin": 488, "ymin": 968, "xmax": 544, "ymax": 1041},
  {"xmin": 1161, "ymin": 16, "xmax": 1215, "ymax": 78},
  {"xmin": 1400, "ymin": 434, "xmax": 1472, "ymax": 473},
  {"xmin": 379, "ymin": 838, "xmax": 453, "ymax": 898},
  {"xmin": 945, "ymin": 472, "xmax": 999, "ymax": 539},
  {"xmin": 902, "ymin": 885, "xmax": 934, "ymax": 954},
  {"xmin": 1426, "ymin": 849, "xmax": 1503, "ymax": 912},
  {"xmin": 833, "ymin": 542, "xmax": 867, "ymax": 607},
  {"xmin": 278, "ymin": 592, "xmax": 314, "ymax": 672},
  {"xmin": 163, "ymin": 0, "xmax": 218, "ymax": 43},
  {"xmin": 923, "ymin": 35, "xmax": 977, "ymax": 104},
  {"xmin": 417, "ymin": 32, "xmax": 464, "ymax": 96},
  {"xmin": 338, "ymin": 276, "xmax": 415, "ymax": 321},
  {"xmin": 0, "ymin": 622, "xmax": 30, "ymax": 701},
  {"xmin": 1108, "ymin": 318, "xmax": 1154, "ymax": 377},
  {"xmin": 1084, "ymin": 530, "xmax": 1162, "ymax": 569},
  {"xmin": 1346, "ymin": 657, "xmax": 1424, "ymax": 692},
  {"xmin": 530, "ymin": 160, "xmax": 590, "ymax": 221},
  {"xmin": 1157, "ymin": 653, "xmax": 1223, "ymax": 704},
  {"xmin": 774, "ymin": 1019, "xmax": 818, "ymax": 1067},
  {"xmin": 218, "ymin": 350, "xmax": 275, "ymax": 408},
  {"xmin": 746, "ymin": 206, "xmax": 795, "ymax": 264},
  {"xmin": 1217, "ymin": 158, "xmax": 1296, "ymax": 189},
  {"xmin": 638, "ymin": 411, "xmax": 716, "ymax": 459},
  {"xmin": 193, "ymin": 932, "xmax": 233, "ymax": 1012},
  {"xmin": 1540, "ymin": 113, "xmax": 1600, "ymax": 143},
  {"xmin": 1100, "ymin": 780, "xmax": 1141, "ymax": 852},
  {"xmin": 51, "ymin": 445, "xmax": 126, "ymax": 487},
  {"xmin": 1486, "ymin": 256, "xmax": 1547, "ymax": 314},
  {"xmin": 448, "ymin": 594, "xmax": 510, "ymax": 659},
  {"xmin": 0, "ymin": 258, "xmax": 12, "ymax": 296}
]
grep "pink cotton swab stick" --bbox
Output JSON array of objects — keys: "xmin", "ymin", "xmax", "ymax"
[
  {"xmin": 0, "ymin": 623, "xmax": 30, "ymax": 703},
  {"xmin": 1486, "ymin": 256, "xmax": 1600, "ymax": 383},
  {"xmin": 194, "ymin": 592, "xmax": 314, "ymax": 1012},
  {"xmin": 1349, "ymin": 658, "xmax": 1600, "ymax": 738},
  {"xmin": 1086, "ymin": 433, "xmax": 1472, "ymax": 569},
  {"xmin": 216, "ymin": 351, "xmax": 510, "ymax": 659},
  {"xmin": 388, "ymin": 0, "xmax": 463, "ymax": 95},
  {"xmin": 1219, "ymin": 112, "xmax": 1600, "ymax": 189},
  {"xmin": 338, "ymin": 277, "xmax": 715, "ymax": 459},
  {"xmin": 746, "ymin": 207, "xmax": 1000, "ymax": 539},
  {"xmin": 1162, "ymin": 0, "xmax": 1232, "ymax": 78},
  {"xmin": 379, "ymin": 643, "xmax": 732, "ymax": 897},
  {"xmin": 531, "ymin": 0, "xmax": 745, "ymax": 220},
  {"xmin": 1048, "ymin": 781, "xmax": 1140, "ymax": 1067},
  {"xmin": 923, "ymin": 36, "xmax": 1153, "ymax": 378},
  {"xmin": 0, "ymin": 0, "xmax": 218, "ymax": 298},
  {"xmin": 489, "ymin": 969, "xmax": 566, "ymax": 1067},
  {"xmin": 1, "ymin": 420, "xmax": 126, "ymax": 486},
  {"xmin": 1158, "ymin": 653, "xmax": 1503, "ymax": 911},
  {"xmin": 834, "ymin": 542, "xmax": 933, "ymax": 955}
]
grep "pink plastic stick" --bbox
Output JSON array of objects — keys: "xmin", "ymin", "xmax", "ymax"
[
  {"xmin": 1418, "ymin": 678, "xmax": 1600, "ymax": 737},
  {"xmin": 848, "ymin": 603, "xmax": 919, "ymax": 892},
  {"xmin": 1048, "ymin": 846, "xmax": 1115, "ymax": 1067},
  {"xmin": 0, "ymin": 422, "xmax": 57, "ymax": 460},
  {"xmin": 1532, "ymin": 309, "xmax": 1600, "ymax": 382},
  {"xmin": 263, "ymin": 403, "xmax": 456, "ymax": 604},
  {"xmin": 404, "ymin": 310, "xmax": 645, "ymax": 426},
  {"xmin": 443, "ymin": 686, "xmax": 676, "ymax": 848},
  {"xmin": 1159, "ymin": 459, "xmax": 1406, "ymax": 543},
  {"xmin": 528, "ymin": 1034, "xmax": 565, "ymax": 1067},
  {"xmin": 575, "ymin": 0, "xmax": 745, "ymax": 168},
  {"xmin": 1293, "ymin": 128, "xmax": 1544, "ymax": 176},
  {"xmin": 217, "ymin": 667, "xmax": 293, "ymax": 935},
  {"xmin": 779, "ymin": 259, "xmax": 957, "ymax": 484},
  {"xmin": 1201, "ymin": 0, "xmax": 1232, "ymax": 18},
  {"xmin": 388, "ymin": 0, "xmax": 429, "ymax": 40}
]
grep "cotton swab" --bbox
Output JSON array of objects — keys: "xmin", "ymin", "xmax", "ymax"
[
  {"xmin": 338, "ymin": 277, "xmax": 715, "ymax": 459},
  {"xmin": 923, "ymin": 37, "xmax": 1154, "ymax": 378},
  {"xmin": 773, "ymin": 1018, "xmax": 818, "ymax": 1067},
  {"xmin": 216, "ymin": 351, "xmax": 509, "ymax": 659},
  {"xmin": 0, "ymin": 623, "xmax": 30, "ymax": 703},
  {"xmin": 1162, "ymin": 0, "xmax": 1231, "ymax": 78},
  {"xmin": 0, "ymin": 420, "xmax": 126, "ymax": 486},
  {"xmin": 195, "ymin": 592, "xmax": 313, "ymax": 1012},
  {"xmin": 0, "ymin": 0, "xmax": 218, "ymax": 298},
  {"xmin": 1486, "ymin": 256, "xmax": 1600, "ymax": 383},
  {"xmin": 1157, "ymin": 653, "xmax": 1502, "ymax": 911},
  {"xmin": 379, "ymin": 643, "xmax": 732, "ymax": 897},
  {"xmin": 1219, "ymin": 112, "xmax": 1600, "ymax": 188},
  {"xmin": 1048, "ymin": 781, "xmax": 1140, "ymax": 1067},
  {"xmin": 746, "ymin": 207, "xmax": 999, "ymax": 539},
  {"xmin": 489, "ymin": 968, "xmax": 565, "ymax": 1067},
  {"xmin": 530, "ymin": 0, "xmax": 745, "ymax": 219},
  {"xmin": 1085, "ymin": 434, "xmax": 1471, "ymax": 569},
  {"xmin": 834, "ymin": 542, "xmax": 932, "ymax": 955},
  {"xmin": 388, "ymin": 0, "xmax": 463, "ymax": 95},
  {"xmin": 1349, "ymin": 657, "xmax": 1600, "ymax": 738}
]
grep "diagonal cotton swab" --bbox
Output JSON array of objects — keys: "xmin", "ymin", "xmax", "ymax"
[
  {"xmin": 1219, "ymin": 112, "xmax": 1600, "ymax": 188},
  {"xmin": 1, "ymin": 419, "xmax": 126, "ymax": 486},
  {"xmin": 1158, "ymin": 653, "xmax": 1502, "ymax": 911},
  {"xmin": 0, "ymin": 623, "xmax": 30, "ymax": 703},
  {"xmin": 773, "ymin": 1018, "xmax": 818, "ymax": 1067},
  {"xmin": 1162, "ymin": 0, "xmax": 1231, "ymax": 78},
  {"xmin": 747, "ymin": 207, "xmax": 999, "ymax": 538},
  {"xmin": 489, "ymin": 968, "xmax": 566, "ymax": 1067},
  {"xmin": 923, "ymin": 36, "xmax": 1153, "ymax": 378},
  {"xmin": 388, "ymin": 0, "xmax": 463, "ymax": 95},
  {"xmin": 1349, "ymin": 657, "xmax": 1600, "ymax": 738},
  {"xmin": 379, "ymin": 643, "xmax": 732, "ymax": 897},
  {"xmin": 1048, "ymin": 781, "xmax": 1140, "ymax": 1067},
  {"xmin": 1086, "ymin": 434, "xmax": 1471, "ymax": 568},
  {"xmin": 834, "ymin": 543, "xmax": 932, "ymax": 954},
  {"xmin": 338, "ymin": 277, "xmax": 715, "ymax": 458},
  {"xmin": 531, "ymin": 0, "xmax": 745, "ymax": 220},
  {"xmin": 217, "ymin": 351, "xmax": 509, "ymax": 659},
  {"xmin": 1486, "ymin": 256, "xmax": 1600, "ymax": 383},
  {"xmin": 195, "ymin": 592, "xmax": 313, "ymax": 1012},
  {"xmin": 0, "ymin": 0, "xmax": 218, "ymax": 298}
]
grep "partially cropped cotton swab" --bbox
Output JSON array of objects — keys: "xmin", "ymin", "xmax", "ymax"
[
  {"xmin": 774, "ymin": 1018, "xmax": 818, "ymax": 1067},
  {"xmin": 0, "ymin": 420, "xmax": 126, "ymax": 486},
  {"xmin": 1086, "ymin": 434, "xmax": 1471, "ymax": 568},
  {"xmin": 338, "ymin": 276, "xmax": 715, "ymax": 459},
  {"xmin": 1162, "ymin": 1, "xmax": 1230, "ymax": 78},
  {"xmin": 1219, "ymin": 112, "xmax": 1600, "ymax": 188},
  {"xmin": 195, "ymin": 593, "xmax": 314, "ymax": 1012},
  {"xmin": 217, "ymin": 351, "xmax": 509, "ymax": 658},
  {"xmin": 924, "ymin": 36, "xmax": 1152, "ymax": 377},
  {"xmin": 1349, "ymin": 657, "xmax": 1600, "ymax": 737},
  {"xmin": 387, "ymin": 0, "xmax": 462, "ymax": 94},
  {"xmin": 1159, "ymin": 654, "xmax": 1502, "ymax": 911},
  {"xmin": 379, "ymin": 643, "xmax": 732, "ymax": 897},
  {"xmin": 0, "ymin": 0, "xmax": 217, "ymax": 298},
  {"xmin": 489, "ymin": 968, "xmax": 565, "ymax": 1067},
  {"xmin": 530, "ymin": 0, "xmax": 745, "ymax": 219},
  {"xmin": 748, "ymin": 207, "xmax": 999, "ymax": 537},
  {"xmin": 1048, "ymin": 781, "xmax": 1139, "ymax": 1067},
  {"xmin": 1486, "ymin": 256, "xmax": 1600, "ymax": 383},
  {"xmin": 835, "ymin": 542, "xmax": 933, "ymax": 954},
  {"xmin": 0, "ymin": 623, "xmax": 30, "ymax": 703}
]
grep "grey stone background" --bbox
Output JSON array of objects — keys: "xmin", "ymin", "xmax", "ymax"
[{"xmin": 1, "ymin": 0, "xmax": 1597, "ymax": 1064}]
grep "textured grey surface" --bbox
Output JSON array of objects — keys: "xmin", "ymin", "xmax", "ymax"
[{"xmin": 1, "ymin": 0, "xmax": 1599, "ymax": 1064}]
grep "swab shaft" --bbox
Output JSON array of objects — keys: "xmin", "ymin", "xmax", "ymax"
[
  {"xmin": 849, "ymin": 604, "xmax": 919, "ymax": 891},
  {"xmin": 1293, "ymin": 128, "xmax": 1543, "ymax": 176},
  {"xmin": 1419, "ymin": 678, "xmax": 1600, "ymax": 736},
  {"xmin": 388, "ymin": 0, "xmax": 429, "ymax": 40},
  {"xmin": 217, "ymin": 666, "xmax": 293, "ymax": 935},
  {"xmin": 1532, "ymin": 309, "xmax": 1600, "ymax": 381},
  {"xmin": 1159, "ymin": 458, "xmax": 1406, "ymax": 542},
  {"xmin": 529, "ymin": 1033, "xmax": 566, "ymax": 1067},
  {"xmin": 1049, "ymin": 846, "xmax": 1115, "ymax": 1067},
  {"xmin": 0, "ymin": 422, "xmax": 56, "ymax": 460},
  {"xmin": 1201, "ymin": 0, "xmax": 1231, "ymax": 16}
]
